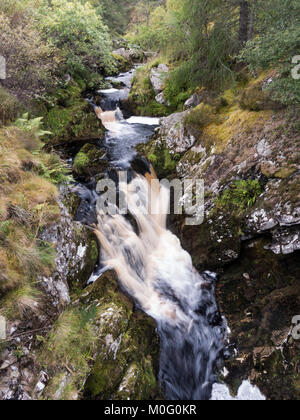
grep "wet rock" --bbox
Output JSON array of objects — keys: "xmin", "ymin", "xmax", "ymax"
[{"xmin": 217, "ymin": 239, "xmax": 300, "ymax": 400}]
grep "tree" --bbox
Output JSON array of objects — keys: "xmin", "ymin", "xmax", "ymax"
[{"xmin": 238, "ymin": 1, "xmax": 250, "ymax": 43}]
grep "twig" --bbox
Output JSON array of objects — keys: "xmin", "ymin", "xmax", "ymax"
[{"xmin": 0, "ymin": 326, "xmax": 50, "ymax": 343}]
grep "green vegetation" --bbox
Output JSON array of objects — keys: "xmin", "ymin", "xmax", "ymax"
[
  {"xmin": 215, "ymin": 180, "xmax": 262, "ymax": 212},
  {"xmin": 146, "ymin": 141, "xmax": 180, "ymax": 178},
  {"xmin": 128, "ymin": 0, "xmax": 300, "ymax": 108}
]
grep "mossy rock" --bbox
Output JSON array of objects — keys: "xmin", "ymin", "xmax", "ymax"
[
  {"xmin": 82, "ymin": 274, "xmax": 160, "ymax": 400},
  {"xmin": 138, "ymin": 139, "xmax": 180, "ymax": 180},
  {"xmin": 72, "ymin": 143, "xmax": 108, "ymax": 180},
  {"xmin": 112, "ymin": 53, "xmax": 132, "ymax": 73},
  {"xmin": 40, "ymin": 270, "xmax": 160, "ymax": 400},
  {"xmin": 44, "ymin": 100, "xmax": 105, "ymax": 145}
]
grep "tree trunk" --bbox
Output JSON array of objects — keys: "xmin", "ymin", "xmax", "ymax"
[
  {"xmin": 248, "ymin": 0, "xmax": 257, "ymax": 40},
  {"xmin": 238, "ymin": 0, "xmax": 250, "ymax": 44}
]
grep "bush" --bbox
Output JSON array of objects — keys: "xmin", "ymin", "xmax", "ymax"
[
  {"xmin": 38, "ymin": 0, "xmax": 117, "ymax": 79},
  {"xmin": 0, "ymin": 87, "xmax": 22, "ymax": 126},
  {"xmin": 184, "ymin": 103, "xmax": 219, "ymax": 129},
  {"xmin": 238, "ymin": 4, "xmax": 300, "ymax": 106},
  {"xmin": 0, "ymin": 11, "xmax": 58, "ymax": 99}
]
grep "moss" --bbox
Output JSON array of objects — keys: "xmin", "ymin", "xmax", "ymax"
[
  {"xmin": 72, "ymin": 143, "xmax": 108, "ymax": 180},
  {"xmin": 146, "ymin": 140, "xmax": 180, "ymax": 179},
  {"xmin": 239, "ymin": 78, "xmax": 282, "ymax": 112},
  {"xmin": 203, "ymin": 108, "xmax": 271, "ymax": 154},
  {"xmin": 44, "ymin": 101, "xmax": 105, "ymax": 145},
  {"xmin": 111, "ymin": 53, "xmax": 132, "ymax": 73},
  {"xmin": 274, "ymin": 166, "xmax": 297, "ymax": 179}
]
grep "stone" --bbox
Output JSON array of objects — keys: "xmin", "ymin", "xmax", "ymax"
[
  {"xmin": 184, "ymin": 93, "xmax": 202, "ymax": 109},
  {"xmin": 150, "ymin": 64, "xmax": 169, "ymax": 94},
  {"xmin": 257, "ymin": 139, "xmax": 272, "ymax": 157},
  {"xmin": 155, "ymin": 92, "xmax": 165, "ymax": 104}
]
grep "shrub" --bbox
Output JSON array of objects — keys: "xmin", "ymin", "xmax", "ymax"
[
  {"xmin": 0, "ymin": 87, "xmax": 22, "ymax": 126},
  {"xmin": 184, "ymin": 103, "xmax": 219, "ymax": 129},
  {"xmin": 38, "ymin": 0, "xmax": 116, "ymax": 79},
  {"xmin": 0, "ymin": 11, "xmax": 58, "ymax": 99}
]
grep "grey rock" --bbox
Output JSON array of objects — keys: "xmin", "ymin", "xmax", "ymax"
[
  {"xmin": 150, "ymin": 64, "xmax": 169, "ymax": 94},
  {"xmin": 155, "ymin": 92, "xmax": 165, "ymax": 104},
  {"xmin": 184, "ymin": 93, "xmax": 202, "ymax": 109},
  {"xmin": 158, "ymin": 111, "xmax": 196, "ymax": 154},
  {"xmin": 257, "ymin": 139, "xmax": 272, "ymax": 157}
]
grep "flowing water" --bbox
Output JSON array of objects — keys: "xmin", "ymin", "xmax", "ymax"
[{"xmin": 80, "ymin": 69, "xmax": 226, "ymax": 400}]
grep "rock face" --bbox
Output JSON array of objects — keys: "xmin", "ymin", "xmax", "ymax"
[
  {"xmin": 141, "ymin": 83, "xmax": 300, "ymax": 399},
  {"xmin": 158, "ymin": 111, "xmax": 196, "ymax": 154},
  {"xmin": 150, "ymin": 64, "xmax": 169, "ymax": 99},
  {"xmin": 39, "ymin": 186, "xmax": 99, "ymax": 293}
]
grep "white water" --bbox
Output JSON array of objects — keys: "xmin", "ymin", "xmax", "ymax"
[
  {"xmin": 127, "ymin": 116, "xmax": 160, "ymax": 125},
  {"xmin": 211, "ymin": 380, "xmax": 266, "ymax": 401}
]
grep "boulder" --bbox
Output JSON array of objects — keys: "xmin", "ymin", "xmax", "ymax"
[
  {"xmin": 158, "ymin": 110, "xmax": 196, "ymax": 153},
  {"xmin": 39, "ymin": 270, "xmax": 160, "ymax": 400},
  {"xmin": 150, "ymin": 64, "xmax": 169, "ymax": 95},
  {"xmin": 155, "ymin": 92, "xmax": 165, "ymax": 105},
  {"xmin": 72, "ymin": 143, "xmax": 108, "ymax": 181},
  {"xmin": 184, "ymin": 93, "xmax": 202, "ymax": 109},
  {"xmin": 112, "ymin": 48, "xmax": 143, "ymax": 62}
]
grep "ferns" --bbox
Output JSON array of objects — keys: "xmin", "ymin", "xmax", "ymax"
[{"xmin": 215, "ymin": 180, "xmax": 262, "ymax": 212}]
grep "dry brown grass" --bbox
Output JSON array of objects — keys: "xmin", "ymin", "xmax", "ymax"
[{"xmin": 0, "ymin": 125, "xmax": 61, "ymax": 320}]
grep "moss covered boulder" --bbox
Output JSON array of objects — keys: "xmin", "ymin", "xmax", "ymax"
[
  {"xmin": 38, "ymin": 271, "xmax": 160, "ymax": 400},
  {"xmin": 44, "ymin": 99, "xmax": 105, "ymax": 145},
  {"xmin": 72, "ymin": 143, "xmax": 108, "ymax": 180}
]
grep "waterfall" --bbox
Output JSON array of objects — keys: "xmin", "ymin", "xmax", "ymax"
[
  {"xmin": 83, "ymin": 69, "xmax": 226, "ymax": 400},
  {"xmin": 93, "ymin": 168, "xmax": 225, "ymax": 399}
]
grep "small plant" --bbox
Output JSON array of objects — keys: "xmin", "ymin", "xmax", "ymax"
[
  {"xmin": 184, "ymin": 103, "xmax": 219, "ymax": 129},
  {"xmin": 15, "ymin": 113, "xmax": 52, "ymax": 138},
  {"xmin": 38, "ymin": 154, "xmax": 73, "ymax": 185},
  {"xmin": 215, "ymin": 180, "xmax": 262, "ymax": 212}
]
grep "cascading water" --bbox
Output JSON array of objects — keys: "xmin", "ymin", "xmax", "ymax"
[{"xmin": 79, "ymin": 69, "xmax": 226, "ymax": 400}]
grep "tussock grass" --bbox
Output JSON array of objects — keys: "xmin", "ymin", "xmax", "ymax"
[{"xmin": 0, "ymin": 118, "xmax": 69, "ymax": 321}]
